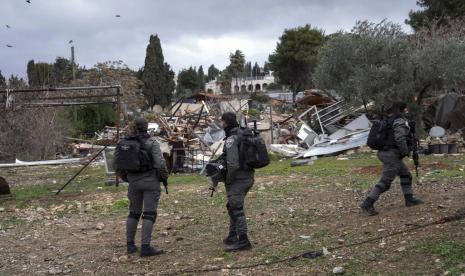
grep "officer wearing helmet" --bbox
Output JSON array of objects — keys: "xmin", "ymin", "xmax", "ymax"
[
  {"xmin": 215, "ymin": 112, "xmax": 254, "ymax": 252},
  {"xmin": 360, "ymin": 102, "xmax": 423, "ymax": 216},
  {"xmin": 114, "ymin": 118, "xmax": 169, "ymax": 257}
]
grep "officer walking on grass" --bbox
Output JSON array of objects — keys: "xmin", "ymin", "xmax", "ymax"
[
  {"xmin": 360, "ymin": 102, "xmax": 423, "ymax": 216},
  {"xmin": 114, "ymin": 118, "xmax": 169, "ymax": 257},
  {"xmin": 219, "ymin": 112, "xmax": 254, "ymax": 251}
]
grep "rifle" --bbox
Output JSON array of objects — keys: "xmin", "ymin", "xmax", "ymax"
[
  {"xmin": 209, "ymin": 179, "xmax": 218, "ymax": 197},
  {"xmin": 409, "ymin": 121, "xmax": 420, "ymax": 184}
]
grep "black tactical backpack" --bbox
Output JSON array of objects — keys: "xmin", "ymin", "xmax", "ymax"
[
  {"xmin": 238, "ymin": 127, "xmax": 270, "ymax": 170},
  {"xmin": 367, "ymin": 117, "xmax": 395, "ymax": 150},
  {"xmin": 115, "ymin": 137, "xmax": 154, "ymax": 173}
]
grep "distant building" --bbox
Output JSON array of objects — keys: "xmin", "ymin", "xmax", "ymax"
[
  {"xmin": 205, "ymin": 78, "xmax": 222, "ymax": 94},
  {"xmin": 231, "ymin": 72, "xmax": 275, "ymax": 94}
]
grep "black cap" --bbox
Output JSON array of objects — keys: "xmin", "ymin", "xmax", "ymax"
[
  {"xmin": 221, "ymin": 112, "xmax": 238, "ymax": 128},
  {"xmin": 134, "ymin": 118, "xmax": 148, "ymax": 132}
]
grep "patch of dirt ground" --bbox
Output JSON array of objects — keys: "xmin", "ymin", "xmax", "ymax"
[{"xmin": 0, "ymin": 166, "xmax": 464, "ymax": 275}]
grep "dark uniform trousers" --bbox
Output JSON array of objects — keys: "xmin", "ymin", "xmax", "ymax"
[
  {"xmin": 226, "ymin": 177, "xmax": 254, "ymax": 236},
  {"xmin": 368, "ymin": 150, "xmax": 413, "ymax": 201}
]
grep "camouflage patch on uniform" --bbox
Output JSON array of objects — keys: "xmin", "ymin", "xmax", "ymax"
[{"xmin": 225, "ymin": 137, "xmax": 235, "ymax": 148}]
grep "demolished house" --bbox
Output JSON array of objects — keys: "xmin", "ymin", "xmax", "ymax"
[
  {"xmin": 270, "ymin": 90, "xmax": 372, "ymax": 158},
  {"xmin": 423, "ymin": 93, "xmax": 465, "ymax": 133},
  {"xmin": 147, "ymin": 93, "xmax": 249, "ymax": 173},
  {"xmin": 421, "ymin": 92, "xmax": 465, "ymax": 154}
]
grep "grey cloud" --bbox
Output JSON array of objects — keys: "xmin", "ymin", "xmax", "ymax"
[{"xmin": 0, "ymin": 0, "xmax": 418, "ymax": 79}]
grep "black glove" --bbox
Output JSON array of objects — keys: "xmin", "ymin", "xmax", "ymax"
[{"xmin": 117, "ymin": 170, "xmax": 128, "ymax": 182}]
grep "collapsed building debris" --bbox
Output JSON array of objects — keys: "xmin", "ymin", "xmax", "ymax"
[
  {"xmin": 144, "ymin": 94, "xmax": 243, "ymax": 173},
  {"xmin": 271, "ymin": 96, "xmax": 372, "ymax": 158},
  {"xmin": 423, "ymin": 93, "xmax": 465, "ymax": 132}
]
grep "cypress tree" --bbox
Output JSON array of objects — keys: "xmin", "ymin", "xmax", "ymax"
[
  {"xmin": 0, "ymin": 70, "xmax": 6, "ymax": 88},
  {"xmin": 207, "ymin": 64, "xmax": 219, "ymax": 81},
  {"xmin": 142, "ymin": 35, "xmax": 169, "ymax": 108},
  {"xmin": 198, "ymin": 65, "xmax": 205, "ymax": 91},
  {"xmin": 27, "ymin": 60, "xmax": 36, "ymax": 87}
]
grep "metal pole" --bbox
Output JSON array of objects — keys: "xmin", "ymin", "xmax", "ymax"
[
  {"xmin": 71, "ymin": 46, "xmax": 76, "ymax": 82},
  {"xmin": 115, "ymin": 86, "xmax": 121, "ymax": 187},
  {"xmin": 270, "ymin": 98, "xmax": 274, "ymax": 144},
  {"xmin": 0, "ymin": 85, "xmax": 122, "ymax": 94},
  {"xmin": 55, "ymin": 146, "xmax": 108, "ymax": 195}
]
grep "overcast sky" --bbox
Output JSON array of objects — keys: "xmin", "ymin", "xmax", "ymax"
[{"xmin": 0, "ymin": 0, "xmax": 419, "ymax": 79}]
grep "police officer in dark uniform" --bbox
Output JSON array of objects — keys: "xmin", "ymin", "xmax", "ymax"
[
  {"xmin": 115, "ymin": 118, "xmax": 169, "ymax": 257},
  {"xmin": 220, "ymin": 112, "xmax": 254, "ymax": 251},
  {"xmin": 360, "ymin": 102, "xmax": 423, "ymax": 216}
]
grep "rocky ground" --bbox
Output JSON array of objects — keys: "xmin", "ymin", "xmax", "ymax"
[{"xmin": 0, "ymin": 152, "xmax": 464, "ymax": 275}]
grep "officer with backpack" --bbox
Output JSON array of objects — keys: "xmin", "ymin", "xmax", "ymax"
[
  {"xmin": 360, "ymin": 102, "xmax": 423, "ymax": 216},
  {"xmin": 219, "ymin": 112, "xmax": 256, "ymax": 251},
  {"xmin": 114, "ymin": 118, "xmax": 169, "ymax": 257}
]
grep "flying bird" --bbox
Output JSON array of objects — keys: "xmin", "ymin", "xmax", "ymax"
[
  {"xmin": 6, "ymin": 45, "xmax": 13, "ymax": 48},
  {"xmin": 115, "ymin": 14, "xmax": 121, "ymax": 17},
  {"xmin": 69, "ymin": 40, "xmax": 73, "ymax": 44},
  {"xmin": 26, "ymin": 0, "xmax": 31, "ymax": 3},
  {"xmin": 6, "ymin": 25, "xmax": 11, "ymax": 28}
]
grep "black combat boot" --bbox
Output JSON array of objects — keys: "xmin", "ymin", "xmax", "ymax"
[
  {"xmin": 140, "ymin": 244, "xmax": 164, "ymax": 257},
  {"xmin": 223, "ymin": 231, "xmax": 238, "ymax": 245},
  {"xmin": 404, "ymin": 194, "xmax": 424, "ymax": 207},
  {"xmin": 360, "ymin": 197, "xmax": 379, "ymax": 216},
  {"xmin": 127, "ymin": 242, "xmax": 137, "ymax": 254},
  {"xmin": 225, "ymin": 234, "xmax": 252, "ymax": 252}
]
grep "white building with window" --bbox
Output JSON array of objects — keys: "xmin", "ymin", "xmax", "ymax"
[
  {"xmin": 205, "ymin": 78, "xmax": 222, "ymax": 94},
  {"xmin": 231, "ymin": 72, "xmax": 275, "ymax": 94}
]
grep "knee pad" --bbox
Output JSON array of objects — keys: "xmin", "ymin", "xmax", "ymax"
[
  {"xmin": 128, "ymin": 212, "xmax": 141, "ymax": 220},
  {"xmin": 142, "ymin": 211, "xmax": 157, "ymax": 222},
  {"xmin": 375, "ymin": 182, "xmax": 391, "ymax": 193}
]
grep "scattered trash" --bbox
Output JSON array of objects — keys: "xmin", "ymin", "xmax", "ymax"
[
  {"xmin": 322, "ymin": 247, "xmax": 330, "ymax": 256},
  {"xmin": 332, "ymin": 266, "xmax": 344, "ymax": 274}
]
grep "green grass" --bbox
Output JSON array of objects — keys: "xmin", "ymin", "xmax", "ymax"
[
  {"xmin": 2, "ymin": 151, "xmax": 464, "ymax": 203},
  {"xmin": 429, "ymin": 239, "xmax": 465, "ymax": 275},
  {"xmin": 112, "ymin": 198, "xmax": 129, "ymax": 210}
]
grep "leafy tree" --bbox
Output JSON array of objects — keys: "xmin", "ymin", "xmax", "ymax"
[
  {"xmin": 314, "ymin": 19, "xmax": 465, "ymax": 115},
  {"xmin": 252, "ymin": 62, "xmax": 261, "ymax": 77},
  {"xmin": 207, "ymin": 64, "xmax": 219, "ymax": 81},
  {"xmin": 68, "ymin": 105, "xmax": 115, "ymax": 137},
  {"xmin": 142, "ymin": 35, "xmax": 171, "ymax": 108},
  {"xmin": 198, "ymin": 65, "xmax": 206, "ymax": 91},
  {"xmin": 218, "ymin": 69, "xmax": 232, "ymax": 94},
  {"xmin": 8, "ymin": 75, "xmax": 27, "ymax": 89},
  {"xmin": 0, "ymin": 70, "xmax": 6, "ymax": 88},
  {"xmin": 176, "ymin": 67, "xmax": 200, "ymax": 98},
  {"xmin": 69, "ymin": 60, "xmax": 145, "ymax": 136},
  {"xmin": 164, "ymin": 63, "xmax": 175, "ymax": 100},
  {"xmin": 53, "ymin": 57, "xmax": 74, "ymax": 84},
  {"xmin": 268, "ymin": 25, "xmax": 325, "ymax": 101},
  {"xmin": 26, "ymin": 60, "xmax": 35, "ymax": 86},
  {"xmin": 228, "ymin": 50, "xmax": 245, "ymax": 93},
  {"xmin": 244, "ymin": 61, "xmax": 252, "ymax": 78},
  {"xmin": 75, "ymin": 60, "xmax": 144, "ymax": 111},
  {"xmin": 406, "ymin": 0, "xmax": 465, "ymax": 31},
  {"xmin": 263, "ymin": 61, "xmax": 271, "ymax": 74},
  {"xmin": 26, "ymin": 60, "xmax": 55, "ymax": 88}
]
